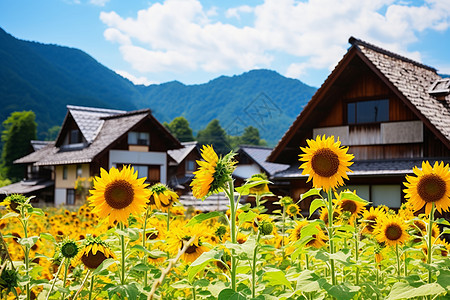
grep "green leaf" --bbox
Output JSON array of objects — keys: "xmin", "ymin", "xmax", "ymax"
[
  {"xmin": 1, "ymin": 212, "xmax": 19, "ymax": 219},
  {"xmin": 93, "ymin": 258, "xmax": 117, "ymax": 275},
  {"xmin": 296, "ymin": 270, "xmax": 327, "ymax": 293},
  {"xmin": 39, "ymin": 232, "xmax": 55, "ymax": 243},
  {"xmin": 186, "ymin": 211, "xmax": 224, "ymax": 226},
  {"xmin": 309, "ymin": 198, "xmax": 326, "ymax": 216},
  {"xmin": 238, "ymin": 210, "xmax": 257, "ymax": 226},
  {"xmin": 171, "ymin": 279, "xmax": 192, "ymax": 289},
  {"xmin": 436, "ymin": 269, "xmax": 450, "ymax": 290},
  {"xmin": 338, "ymin": 190, "xmax": 369, "ymax": 204},
  {"xmin": 30, "ymin": 208, "xmax": 44, "ymax": 216},
  {"xmin": 323, "ymin": 282, "xmax": 360, "ymax": 300},
  {"xmin": 218, "ymin": 288, "xmax": 247, "ymax": 300},
  {"xmin": 129, "ymin": 244, "xmax": 151, "ymax": 255},
  {"xmin": 129, "ymin": 263, "xmax": 150, "ymax": 272},
  {"xmin": 188, "ymin": 249, "xmax": 223, "ymax": 282},
  {"xmin": 115, "ymin": 227, "xmax": 140, "ymax": 241},
  {"xmin": 263, "ymin": 269, "xmax": 293, "ymax": 290},
  {"xmin": 435, "ymin": 218, "xmax": 450, "ymax": 226},
  {"xmin": 18, "ymin": 236, "xmax": 39, "ymax": 248},
  {"xmin": 235, "ymin": 179, "xmax": 272, "ymax": 196},
  {"xmin": 299, "ymin": 188, "xmax": 323, "ymax": 202},
  {"xmin": 387, "ymin": 282, "xmax": 445, "ymax": 299}
]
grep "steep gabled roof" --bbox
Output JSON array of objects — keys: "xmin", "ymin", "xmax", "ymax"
[
  {"xmin": 238, "ymin": 145, "xmax": 289, "ymax": 176},
  {"xmin": 268, "ymin": 36, "xmax": 450, "ymax": 163},
  {"xmin": 55, "ymin": 105, "xmax": 126, "ymax": 145},
  {"xmin": 168, "ymin": 141, "xmax": 198, "ymax": 165},
  {"xmin": 15, "ymin": 108, "xmax": 181, "ymax": 166}
]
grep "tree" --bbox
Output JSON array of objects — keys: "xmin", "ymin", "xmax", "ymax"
[
  {"xmin": 1, "ymin": 111, "xmax": 37, "ymax": 182},
  {"xmin": 164, "ymin": 116, "xmax": 194, "ymax": 142},
  {"xmin": 197, "ymin": 119, "xmax": 231, "ymax": 155},
  {"xmin": 45, "ymin": 125, "xmax": 61, "ymax": 141},
  {"xmin": 240, "ymin": 126, "xmax": 261, "ymax": 145}
]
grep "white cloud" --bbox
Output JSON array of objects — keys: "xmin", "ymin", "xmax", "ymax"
[
  {"xmin": 115, "ymin": 70, "xmax": 154, "ymax": 86},
  {"xmin": 90, "ymin": 0, "xmax": 109, "ymax": 6},
  {"xmin": 225, "ymin": 5, "xmax": 254, "ymax": 19},
  {"xmin": 100, "ymin": 0, "xmax": 450, "ymax": 82}
]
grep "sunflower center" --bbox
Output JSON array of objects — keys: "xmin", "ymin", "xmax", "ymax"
[
  {"xmin": 61, "ymin": 242, "xmax": 78, "ymax": 258},
  {"xmin": 104, "ymin": 180, "xmax": 135, "ymax": 209},
  {"xmin": 81, "ymin": 248, "xmax": 108, "ymax": 269},
  {"xmin": 311, "ymin": 148, "xmax": 340, "ymax": 177},
  {"xmin": 341, "ymin": 200, "xmax": 357, "ymax": 214},
  {"xmin": 385, "ymin": 224, "xmax": 403, "ymax": 241},
  {"xmin": 365, "ymin": 216, "xmax": 376, "ymax": 232},
  {"xmin": 306, "ymin": 234, "xmax": 317, "ymax": 246},
  {"xmin": 417, "ymin": 174, "xmax": 446, "ymax": 203}
]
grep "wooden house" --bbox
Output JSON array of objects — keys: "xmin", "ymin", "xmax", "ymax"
[
  {"xmin": 6, "ymin": 105, "xmax": 181, "ymax": 206},
  {"xmin": 267, "ymin": 37, "xmax": 450, "ymax": 213}
]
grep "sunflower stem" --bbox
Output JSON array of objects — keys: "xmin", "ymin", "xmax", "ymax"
[
  {"xmin": 46, "ymin": 257, "xmax": 65, "ymax": 300},
  {"xmin": 61, "ymin": 258, "xmax": 70, "ymax": 300},
  {"xmin": 395, "ymin": 244, "xmax": 401, "ymax": 279},
  {"xmin": 142, "ymin": 208, "xmax": 150, "ymax": 287},
  {"xmin": 72, "ymin": 270, "xmax": 91, "ymax": 300},
  {"xmin": 327, "ymin": 189, "xmax": 337, "ymax": 286},
  {"xmin": 354, "ymin": 220, "xmax": 359, "ymax": 285},
  {"xmin": 88, "ymin": 273, "xmax": 95, "ymax": 300},
  {"xmin": 19, "ymin": 203, "xmax": 31, "ymax": 300},
  {"xmin": 120, "ymin": 222, "xmax": 126, "ymax": 285},
  {"xmin": 403, "ymin": 249, "xmax": 408, "ymax": 277},
  {"xmin": 251, "ymin": 232, "xmax": 261, "ymax": 299},
  {"xmin": 427, "ymin": 203, "xmax": 435, "ymax": 285},
  {"xmin": 281, "ymin": 204, "xmax": 286, "ymax": 258},
  {"xmin": 226, "ymin": 180, "xmax": 237, "ymax": 291}
]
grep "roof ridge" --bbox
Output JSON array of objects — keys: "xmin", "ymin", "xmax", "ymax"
[
  {"xmin": 240, "ymin": 144, "xmax": 273, "ymax": 150},
  {"xmin": 67, "ymin": 105, "xmax": 126, "ymax": 114},
  {"xmin": 349, "ymin": 36, "xmax": 437, "ymax": 72},
  {"xmin": 101, "ymin": 108, "xmax": 151, "ymax": 120}
]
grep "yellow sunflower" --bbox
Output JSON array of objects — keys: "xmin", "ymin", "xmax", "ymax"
[
  {"xmin": 88, "ymin": 166, "xmax": 150, "ymax": 225},
  {"xmin": 287, "ymin": 220, "xmax": 327, "ymax": 250},
  {"xmin": 72, "ymin": 236, "xmax": 116, "ymax": 269},
  {"xmin": 166, "ymin": 223, "xmax": 210, "ymax": 263},
  {"xmin": 335, "ymin": 190, "xmax": 367, "ymax": 223},
  {"xmin": 190, "ymin": 145, "xmax": 236, "ymax": 199},
  {"xmin": 374, "ymin": 214, "xmax": 409, "ymax": 247},
  {"xmin": 148, "ymin": 183, "xmax": 179, "ymax": 212},
  {"xmin": 361, "ymin": 206, "xmax": 386, "ymax": 235},
  {"xmin": 286, "ymin": 203, "xmax": 301, "ymax": 218},
  {"xmin": 404, "ymin": 161, "xmax": 450, "ymax": 214},
  {"xmin": 247, "ymin": 173, "xmax": 272, "ymax": 196},
  {"xmin": 299, "ymin": 135, "xmax": 354, "ymax": 191}
]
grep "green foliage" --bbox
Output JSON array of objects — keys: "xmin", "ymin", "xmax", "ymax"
[
  {"xmin": 1, "ymin": 111, "xmax": 37, "ymax": 181},
  {"xmin": 44, "ymin": 125, "xmax": 60, "ymax": 141},
  {"xmin": 240, "ymin": 125, "xmax": 261, "ymax": 145},
  {"xmin": 197, "ymin": 119, "xmax": 231, "ymax": 155},
  {"xmin": 164, "ymin": 116, "xmax": 194, "ymax": 142}
]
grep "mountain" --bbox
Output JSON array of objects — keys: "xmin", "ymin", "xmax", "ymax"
[{"xmin": 0, "ymin": 27, "xmax": 316, "ymax": 145}]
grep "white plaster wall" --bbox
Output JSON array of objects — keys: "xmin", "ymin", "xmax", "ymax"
[
  {"xmin": 233, "ymin": 164, "xmax": 261, "ymax": 179},
  {"xmin": 54, "ymin": 188, "xmax": 66, "ymax": 206},
  {"xmin": 109, "ymin": 150, "xmax": 167, "ymax": 184}
]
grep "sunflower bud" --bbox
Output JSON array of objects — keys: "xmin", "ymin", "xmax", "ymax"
[{"xmin": 259, "ymin": 221, "xmax": 274, "ymax": 236}]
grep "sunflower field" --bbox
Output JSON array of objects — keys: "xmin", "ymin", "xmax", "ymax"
[{"xmin": 1, "ymin": 136, "xmax": 450, "ymax": 299}]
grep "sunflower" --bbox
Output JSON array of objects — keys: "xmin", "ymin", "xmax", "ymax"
[
  {"xmin": 89, "ymin": 166, "xmax": 150, "ymax": 224},
  {"xmin": 72, "ymin": 236, "xmax": 116, "ymax": 269},
  {"xmin": 246, "ymin": 173, "xmax": 272, "ymax": 196},
  {"xmin": 361, "ymin": 206, "xmax": 386, "ymax": 235},
  {"xmin": 0, "ymin": 194, "xmax": 28, "ymax": 213},
  {"xmin": 299, "ymin": 135, "xmax": 354, "ymax": 191},
  {"xmin": 166, "ymin": 223, "xmax": 210, "ymax": 263},
  {"xmin": 374, "ymin": 215, "xmax": 409, "ymax": 247},
  {"xmin": 288, "ymin": 220, "xmax": 327, "ymax": 249},
  {"xmin": 404, "ymin": 161, "xmax": 450, "ymax": 214},
  {"xmin": 335, "ymin": 190, "xmax": 367, "ymax": 223},
  {"xmin": 190, "ymin": 145, "xmax": 236, "ymax": 199},
  {"xmin": 319, "ymin": 206, "xmax": 340, "ymax": 227},
  {"xmin": 59, "ymin": 239, "xmax": 79, "ymax": 260},
  {"xmin": 148, "ymin": 183, "xmax": 179, "ymax": 212},
  {"xmin": 286, "ymin": 203, "xmax": 301, "ymax": 218}
]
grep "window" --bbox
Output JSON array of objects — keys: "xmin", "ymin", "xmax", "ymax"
[
  {"xmin": 70, "ymin": 129, "xmax": 82, "ymax": 144},
  {"xmin": 67, "ymin": 189, "xmax": 75, "ymax": 205},
  {"xmin": 347, "ymin": 99, "xmax": 389, "ymax": 124},
  {"xmin": 186, "ymin": 160, "xmax": 196, "ymax": 172},
  {"xmin": 63, "ymin": 165, "xmax": 68, "ymax": 180},
  {"xmin": 76, "ymin": 164, "xmax": 83, "ymax": 178},
  {"xmin": 128, "ymin": 132, "xmax": 150, "ymax": 146}
]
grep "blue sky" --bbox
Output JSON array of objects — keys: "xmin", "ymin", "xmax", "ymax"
[{"xmin": 1, "ymin": 0, "xmax": 450, "ymax": 88}]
